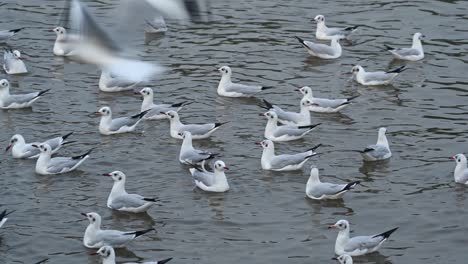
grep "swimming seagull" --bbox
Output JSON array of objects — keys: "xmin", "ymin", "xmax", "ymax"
[
  {"xmin": 96, "ymin": 106, "xmax": 150, "ymax": 135},
  {"xmin": 103, "ymin": 171, "xmax": 158, "ymax": 213},
  {"xmin": 33, "ymin": 143, "xmax": 92, "ymax": 175},
  {"xmin": 297, "ymin": 86, "xmax": 359, "ymax": 113},
  {"xmin": 258, "ymin": 98, "xmax": 317, "ymax": 126},
  {"xmin": 137, "ymin": 87, "xmax": 189, "ymax": 120},
  {"xmin": 189, "ymin": 160, "xmax": 230, "ymax": 193},
  {"xmin": 179, "ymin": 131, "xmax": 218, "ymax": 164},
  {"xmin": 314, "ymin": 15, "xmax": 358, "ymax": 40},
  {"xmin": 52, "ymin": 27, "xmax": 78, "ymax": 56},
  {"xmin": 261, "ymin": 111, "xmax": 321, "ymax": 142},
  {"xmin": 332, "ymin": 255, "xmax": 353, "ymax": 264},
  {"xmin": 351, "ymin": 65, "xmax": 406, "ymax": 86},
  {"xmin": 94, "ymin": 245, "xmax": 173, "ymax": 264},
  {"xmin": 306, "ymin": 167, "xmax": 359, "ymax": 200},
  {"xmin": 0, "ymin": 28, "xmax": 24, "ymax": 42},
  {"xmin": 99, "ymin": 71, "xmax": 139, "ymax": 92},
  {"xmin": 328, "ymin": 219, "xmax": 398, "ymax": 256},
  {"xmin": 359, "ymin": 127, "xmax": 391, "ymax": 161},
  {"xmin": 256, "ymin": 140, "xmax": 320, "ymax": 171},
  {"xmin": 450, "ymin": 154, "xmax": 468, "ymax": 185},
  {"xmin": 217, "ymin": 66, "xmax": 273, "ymax": 97},
  {"xmin": 385, "ymin": 32, "xmax": 425, "ymax": 61},
  {"xmin": 82, "ymin": 212, "xmax": 154, "ymax": 248},
  {"xmin": 295, "ymin": 36, "xmax": 342, "ymax": 59},
  {"xmin": 0, "ymin": 209, "xmax": 14, "ymax": 228},
  {"xmin": 6, "ymin": 132, "xmax": 74, "ymax": 159},
  {"xmin": 0, "ymin": 79, "xmax": 49, "ymax": 109},
  {"xmin": 3, "ymin": 49, "xmax": 28, "ymax": 74},
  {"xmin": 163, "ymin": 110, "xmax": 227, "ymax": 139}
]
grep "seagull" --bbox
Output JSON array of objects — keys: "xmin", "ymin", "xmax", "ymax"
[
  {"xmin": 0, "ymin": 209, "xmax": 14, "ymax": 228},
  {"xmin": 0, "ymin": 79, "xmax": 49, "ymax": 109},
  {"xmin": 258, "ymin": 98, "xmax": 316, "ymax": 126},
  {"xmin": 450, "ymin": 154, "xmax": 468, "ymax": 185},
  {"xmin": 351, "ymin": 65, "xmax": 406, "ymax": 86},
  {"xmin": 217, "ymin": 66, "xmax": 273, "ymax": 97},
  {"xmin": 52, "ymin": 26, "xmax": 78, "ymax": 56},
  {"xmin": 385, "ymin": 32, "xmax": 425, "ymax": 61},
  {"xmin": 33, "ymin": 143, "xmax": 92, "ymax": 175},
  {"xmin": 313, "ymin": 15, "xmax": 358, "ymax": 40},
  {"xmin": 359, "ymin": 127, "xmax": 391, "ymax": 161},
  {"xmin": 82, "ymin": 212, "xmax": 154, "ymax": 248},
  {"xmin": 163, "ymin": 110, "xmax": 227, "ymax": 139},
  {"xmin": 256, "ymin": 140, "xmax": 320, "ymax": 171},
  {"xmin": 145, "ymin": 16, "xmax": 168, "ymax": 33},
  {"xmin": 305, "ymin": 167, "xmax": 359, "ymax": 200},
  {"xmin": 189, "ymin": 160, "xmax": 230, "ymax": 193},
  {"xmin": 6, "ymin": 132, "xmax": 74, "ymax": 159},
  {"xmin": 328, "ymin": 219, "xmax": 398, "ymax": 256},
  {"xmin": 297, "ymin": 86, "xmax": 359, "ymax": 113},
  {"xmin": 295, "ymin": 36, "xmax": 342, "ymax": 59},
  {"xmin": 94, "ymin": 245, "xmax": 173, "ymax": 264},
  {"xmin": 261, "ymin": 111, "xmax": 321, "ymax": 142},
  {"xmin": 179, "ymin": 131, "xmax": 218, "ymax": 164},
  {"xmin": 96, "ymin": 106, "xmax": 150, "ymax": 135},
  {"xmin": 137, "ymin": 87, "xmax": 188, "ymax": 120},
  {"xmin": 103, "ymin": 171, "xmax": 158, "ymax": 213},
  {"xmin": 3, "ymin": 49, "xmax": 28, "ymax": 74},
  {"xmin": 0, "ymin": 28, "xmax": 24, "ymax": 42},
  {"xmin": 332, "ymin": 255, "xmax": 353, "ymax": 264},
  {"xmin": 99, "ymin": 71, "xmax": 139, "ymax": 92}
]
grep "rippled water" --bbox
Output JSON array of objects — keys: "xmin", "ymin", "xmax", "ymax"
[{"xmin": 1, "ymin": 0, "xmax": 468, "ymax": 263}]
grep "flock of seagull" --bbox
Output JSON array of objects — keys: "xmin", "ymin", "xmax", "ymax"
[{"xmin": 1, "ymin": 1, "xmax": 467, "ymax": 264}]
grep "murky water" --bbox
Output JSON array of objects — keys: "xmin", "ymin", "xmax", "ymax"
[{"xmin": 1, "ymin": 0, "xmax": 468, "ymax": 263}]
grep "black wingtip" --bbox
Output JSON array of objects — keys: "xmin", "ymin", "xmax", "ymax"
[
  {"xmin": 295, "ymin": 36, "xmax": 305, "ymax": 45},
  {"xmin": 33, "ymin": 258, "xmax": 49, "ymax": 264},
  {"xmin": 373, "ymin": 227, "xmax": 399, "ymax": 239},
  {"xmin": 143, "ymin": 197, "xmax": 159, "ymax": 202},
  {"xmin": 171, "ymin": 101, "xmax": 192, "ymax": 108},
  {"xmin": 61, "ymin": 132, "xmax": 73, "ymax": 140},
  {"xmin": 133, "ymin": 227, "xmax": 155, "ymax": 238},
  {"xmin": 214, "ymin": 121, "xmax": 229, "ymax": 128},
  {"xmin": 384, "ymin": 44, "xmax": 395, "ymax": 51},
  {"xmin": 132, "ymin": 109, "xmax": 151, "ymax": 119},
  {"xmin": 61, "ymin": 140, "xmax": 77, "ymax": 146},
  {"xmin": 72, "ymin": 148, "xmax": 94, "ymax": 160},
  {"xmin": 386, "ymin": 65, "xmax": 406, "ymax": 74},
  {"xmin": 261, "ymin": 86, "xmax": 274, "ymax": 91},
  {"xmin": 308, "ymin": 143, "xmax": 322, "ymax": 152},
  {"xmin": 262, "ymin": 99, "xmax": 274, "ymax": 109},
  {"xmin": 344, "ymin": 25, "xmax": 359, "ymax": 31},
  {"xmin": 347, "ymin": 95, "xmax": 360, "ymax": 102},
  {"xmin": 37, "ymin": 89, "xmax": 51, "ymax": 97},
  {"xmin": 188, "ymin": 162, "xmax": 205, "ymax": 172},
  {"xmin": 298, "ymin": 123, "xmax": 322, "ymax": 130},
  {"xmin": 342, "ymin": 181, "xmax": 360, "ymax": 191},
  {"xmin": 157, "ymin": 257, "xmax": 173, "ymax": 264},
  {"xmin": 9, "ymin": 28, "xmax": 24, "ymax": 34}
]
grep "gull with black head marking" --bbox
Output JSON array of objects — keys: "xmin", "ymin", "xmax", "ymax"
[
  {"xmin": 329, "ymin": 219, "xmax": 398, "ymax": 256},
  {"xmin": 351, "ymin": 65, "xmax": 406, "ymax": 86},
  {"xmin": 6, "ymin": 132, "xmax": 74, "ymax": 159},
  {"xmin": 33, "ymin": 143, "xmax": 92, "ymax": 175},
  {"xmin": 189, "ymin": 160, "xmax": 230, "ymax": 192},
  {"xmin": 82, "ymin": 212, "xmax": 154, "ymax": 248},
  {"xmin": 163, "ymin": 110, "xmax": 227, "ymax": 139},
  {"xmin": 313, "ymin": 15, "xmax": 358, "ymax": 40},
  {"xmin": 385, "ymin": 32, "xmax": 425, "ymax": 61},
  {"xmin": 295, "ymin": 36, "xmax": 342, "ymax": 59},
  {"xmin": 103, "ymin": 171, "xmax": 158, "ymax": 213},
  {"xmin": 96, "ymin": 106, "xmax": 150, "ymax": 135},
  {"xmin": 137, "ymin": 87, "xmax": 189, "ymax": 120},
  {"xmin": 94, "ymin": 245, "xmax": 173, "ymax": 264},
  {"xmin": 261, "ymin": 111, "xmax": 321, "ymax": 142},
  {"xmin": 450, "ymin": 154, "xmax": 468, "ymax": 185},
  {"xmin": 258, "ymin": 98, "xmax": 317, "ymax": 126},
  {"xmin": 179, "ymin": 131, "xmax": 218, "ymax": 164},
  {"xmin": 4, "ymin": 48, "xmax": 27, "ymax": 74},
  {"xmin": 257, "ymin": 139, "xmax": 320, "ymax": 171},
  {"xmin": 306, "ymin": 167, "xmax": 359, "ymax": 200},
  {"xmin": 297, "ymin": 86, "xmax": 359, "ymax": 113},
  {"xmin": 359, "ymin": 127, "xmax": 391, "ymax": 161},
  {"xmin": 217, "ymin": 65, "xmax": 273, "ymax": 97},
  {"xmin": 0, "ymin": 79, "xmax": 49, "ymax": 109}
]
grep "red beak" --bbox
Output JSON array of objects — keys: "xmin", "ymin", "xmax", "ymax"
[
  {"xmin": 89, "ymin": 252, "xmax": 98, "ymax": 256},
  {"xmin": 160, "ymin": 112, "xmax": 167, "ymax": 115},
  {"xmin": 259, "ymin": 113, "xmax": 265, "ymax": 116},
  {"xmin": 31, "ymin": 144, "xmax": 39, "ymax": 148},
  {"xmin": 255, "ymin": 142, "xmax": 262, "ymax": 145},
  {"xmin": 5, "ymin": 145, "xmax": 11, "ymax": 152},
  {"xmin": 223, "ymin": 167, "xmax": 229, "ymax": 170},
  {"xmin": 327, "ymin": 225, "xmax": 336, "ymax": 229},
  {"xmin": 449, "ymin": 156, "xmax": 455, "ymax": 160},
  {"xmin": 102, "ymin": 173, "xmax": 111, "ymax": 176}
]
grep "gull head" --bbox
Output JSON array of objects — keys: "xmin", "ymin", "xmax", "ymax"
[
  {"xmin": 298, "ymin": 86, "xmax": 312, "ymax": 96},
  {"xmin": 12, "ymin": 50, "xmax": 21, "ymax": 58},
  {"xmin": 96, "ymin": 246, "xmax": 115, "ymax": 260},
  {"xmin": 261, "ymin": 111, "xmax": 278, "ymax": 121},
  {"xmin": 351, "ymin": 65, "xmax": 362, "ymax": 75},
  {"xmin": 32, "ymin": 143, "xmax": 52, "ymax": 153},
  {"xmin": 328, "ymin": 219, "xmax": 349, "ymax": 230},
  {"xmin": 52, "ymin": 27, "xmax": 66, "ymax": 36},
  {"xmin": 96, "ymin": 106, "xmax": 111, "ymax": 117},
  {"xmin": 6, "ymin": 134, "xmax": 24, "ymax": 152},
  {"xmin": 103, "ymin": 171, "xmax": 126, "ymax": 183},
  {"xmin": 139, "ymin": 87, "xmax": 153, "ymax": 98},
  {"xmin": 163, "ymin": 110, "xmax": 178, "ymax": 120},
  {"xmin": 333, "ymin": 255, "xmax": 353, "ymax": 264},
  {"xmin": 218, "ymin": 65, "xmax": 232, "ymax": 76},
  {"xmin": 214, "ymin": 160, "xmax": 229, "ymax": 172},
  {"xmin": 301, "ymin": 98, "xmax": 318, "ymax": 107},
  {"xmin": 450, "ymin": 154, "xmax": 467, "ymax": 164},
  {"xmin": 314, "ymin": 14, "xmax": 325, "ymax": 23},
  {"xmin": 0, "ymin": 79, "xmax": 10, "ymax": 89},
  {"xmin": 414, "ymin": 32, "xmax": 425, "ymax": 40},
  {"xmin": 178, "ymin": 131, "xmax": 192, "ymax": 140},
  {"xmin": 256, "ymin": 139, "xmax": 273, "ymax": 149},
  {"xmin": 81, "ymin": 212, "xmax": 101, "ymax": 225},
  {"xmin": 378, "ymin": 127, "xmax": 387, "ymax": 136}
]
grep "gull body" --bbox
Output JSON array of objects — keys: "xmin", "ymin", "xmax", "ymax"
[
  {"xmin": 164, "ymin": 111, "xmax": 226, "ymax": 139},
  {"xmin": 333, "ymin": 255, "xmax": 353, "ymax": 264},
  {"xmin": 0, "ymin": 79, "xmax": 49, "ymax": 109},
  {"xmin": 34, "ymin": 143, "xmax": 91, "ymax": 175},
  {"xmin": 3, "ymin": 49, "xmax": 27, "ymax": 74},
  {"xmin": 306, "ymin": 168, "xmax": 359, "ymax": 200},
  {"xmin": 257, "ymin": 140, "xmax": 320, "ymax": 171},
  {"xmin": 259, "ymin": 98, "xmax": 315, "ymax": 126},
  {"xmin": 217, "ymin": 66, "xmax": 272, "ymax": 97},
  {"xmin": 314, "ymin": 15, "xmax": 358, "ymax": 40},
  {"xmin": 360, "ymin": 127, "xmax": 391, "ymax": 161},
  {"xmin": 97, "ymin": 106, "xmax": 149, "ymax": 135},
  {"xmin": 179, "ymin": 131, "xmax": 218, "ymax": 164},
  {"xmin": 189, "ymin": 160, "xmax": 229, "ymax": 192},
  {"xmin": 95, "ymin": 246, "xmax": 172, "ymax": 264},
  {"xmin": 6, "ymin": 132, "xmax": 74, "ymax": 159},
  {"xmin": 52, "ymin": 27, "xmax": 79, "ymax": 56},
  {"xmin": 138, "ymin": 87, "xmax": 187, "ymax": 120},
  {"xmin": 262, "ymin": 111, "xmax": 321, "ymax": 142},
  {"xmin": 298, "ymin": 86, "xmax": 358, "ymax": 113},
  {"xmin": 385, "ymin": 32, "xmax": 424, "ymax": 61},
  {"xmin": 295, "ymin": 36, "xmax": 342, "ymax": 59},
  {"xmin": 99, "ymin": 71, "xmax": 139, "ymax": 92},
  {"xmin": 351, "ymin": 65, "xmax": 406, "ymax": 86},
  {"xmin": 450, "ymin": 154, "xmax": 468, "ymax": 185}
]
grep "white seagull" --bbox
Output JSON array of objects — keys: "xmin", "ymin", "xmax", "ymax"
[
  {"xmin": 189, "ymin": 160, "xmax": 230, "ymax": 192},
  {"xmin": 137, "ymin": 87, "xmax": 188, "ymax": 120},
  {"xmin": 99, "ymin": 71, "xmax": 139, "ymax": 92},
  {"xmin": 6, "ymin": 132, "xmax": 74, "ymax": 159},
  {"xmin": 450, "ymin": 154, "xmax": 468, "ymax": 185},
  {"xmin": 351, "ymin": 65, "xmax": 406, "ymax": 86},
  {"xmin": 0, "ymin": 209, "xmax": 14, "ymax": 228},
  {"xmin": 0, "ymin": 79, "xmax": 49, "ymax": 109},
  {"xmin": 306, "ymin": 167, "xmax": 359, "ymax": 200},
  {"xmin": 385, "ymin": 32, "xmax": 425, "ymax": 61},
  {"xmin": 298, "ymin": 86, "xmax": 359, "ymax": 113},
  {"xmin": 295, "ymin": 36, "xmax": 342, "ymax": 59},
  {"xmin": 96, "ymin": 106, "xmax": 149, "ymax": 135},
  {"xmin": 163, "ymin": 110, "xmax": 227, "ymax": 139},
  {"xmin": 258, "ymin": 98, "xmax": 316, "ymax": 126},
  {"xmin": 360, "ymin": 127, "xmax": 391, "ymax": 161},
  {"xmin": 313, "ymin": 15, "xmax": 358, "ymax": 40},
  {"xmin": 0, "ymin": 28, "xmax": 24, "ymax": 42},
  {"xmin": 329, "ymin": 219, "xmax": 398, "ymax": 256},
  {"xmin": 179, "ymin": 131, "xmax": 218, "ymax": 164},
  {"xmin": 94, "ymin": 245, "xmax": 173, "ymax": 264},
  {"xmin": 104, "ymin": 171, "xmax": 158, "ymax": 213},
  {"xmin": 52, "ymin": 26, "xmax": 78, "ymax": 56},
  {"xmin": 3, "ymin": 49, "xmax": 28, "ymax": 74},
  {"xmin": 33, "ymin": 143, "xmax": 91, "ymax": 175},
  {"xmin": 332, "ymin": 255, "xmax": 353, "ymax": 264},
  {"xmin": 261, "ymin": 111, "xmax": 321, "ymax": 142},
  {"xmin": 82, "ymin": 212, "xmax": 154, "ymax": 248},
  {"xmin": 257, "ymin": 140, "xmax": 320, "ymax": 171},
  {"xmin": 217, "ymin": 65, "xmax": 273, "ymax": 97}
]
